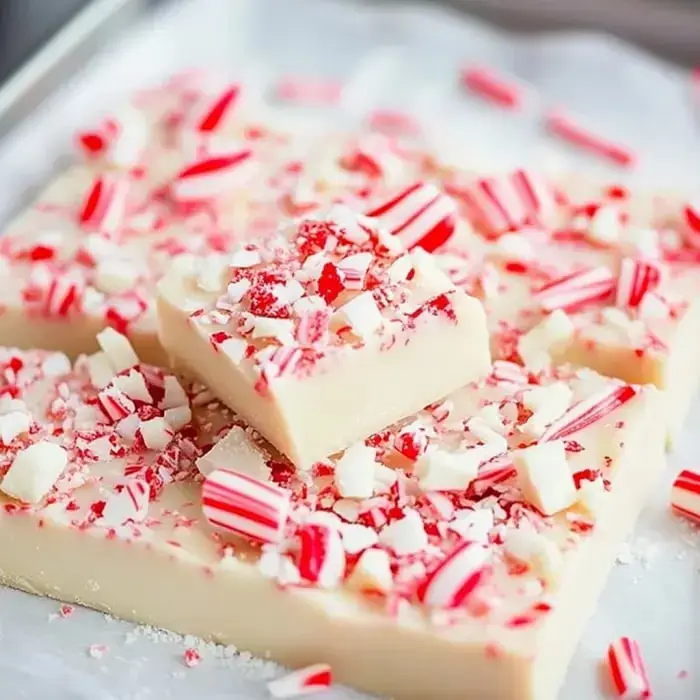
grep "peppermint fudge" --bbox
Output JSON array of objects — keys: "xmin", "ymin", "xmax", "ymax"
[
  {"xmin": 157, "ymin": 205, "xmax": 491, "ymax": 466},
  {"xmin": 0, "ymin": 333, "xmax": 665, "ymax": 700},
  {"xmin": 441, "ymin": 170, "xmax": 700, "ymax": 437}
]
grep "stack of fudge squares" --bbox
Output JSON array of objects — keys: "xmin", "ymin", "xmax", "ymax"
[{"xmin": 0, "ymin": 76, "xmax": 698, "ymax": 700}]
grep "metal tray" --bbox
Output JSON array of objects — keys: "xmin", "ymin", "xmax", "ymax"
[{"xmin": 0, "ymin": 1, "xmax": 697, "ymax": 698}]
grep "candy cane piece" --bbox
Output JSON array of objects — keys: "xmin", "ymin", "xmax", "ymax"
[
  {"xmin": 681, "ymin": 201, "xmax": 700, "ymax": 250},
  {"xmin": 267, "ymin": 664, "xmax": 333, "ymax": 698},
  {"xmin": 79, "ymin": 176, "xmax": 130, "ymax": 233},
  {"xmin": 460, "ymin": 66, "xmax": 523, "ymax": 109},
  {"xmin": 275, "ymin": 77, "xmax": 341, "ymax": 105},
  {"xmin": 193, "ymin": 84, "xmax": 241, "ymax": 133},
  {"xmin": 296, "ymin": 523, "xmax": 346, "ymax": 588},
  {"xmin": 606, "ymin": 637, "xmax": 652, "ymax": 698},
  {"xmin": 172, "ymin": 150, "xmax": 255, "ymax": 200},
  {"xmin": 416, "ymin": 540, "xmax": 491, "ymax": 609},
  {"xmin": 615, "ymin": 258, "xmax": 661, "ymax": 310},
  {"xmin": 534, "ymin": 266, "xmax": 616, "ymax": 313},
  {"xmin": 365, "ymin": 182, "xmax": 456, "ymax": 252},
  {"xmin": 545, "ymin": 111, "xmax": 635, "ymax": 168},
  {"xmin": 670, "ymin": 468, "xmax": 700, "ymax": 524},
  {"xmin": 202, "ymin": 468, "xmax": 290, "ymax": 544},
  {"xmin": 367, "ymin": 109, "xmax": 420, "ymax": 136},
  {"xmin": 540, "ymin": 385, "xmax": 637, "ymax": 443}
]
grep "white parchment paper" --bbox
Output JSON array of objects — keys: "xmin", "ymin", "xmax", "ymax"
[{"xmin": 0, "ymin": 0, "xmax": 698, "ymax": 697}]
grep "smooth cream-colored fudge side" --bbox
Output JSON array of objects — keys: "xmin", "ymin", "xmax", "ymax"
[
  {"xmin": 0, "ymin": 347, "xmax": 666, "ymax": 700},
  {"xmin": 157, "ymin": 226, "xmax": 491, "ymax": 467}
]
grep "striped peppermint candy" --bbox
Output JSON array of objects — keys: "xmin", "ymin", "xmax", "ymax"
[
  {"xmin": 202, "ymin": 468, "xmax": 290, "ymax": 544},
  {"xmin": 615, "ymin": 258, "xmax": 662, "ymax": 310},
  {"xmin": 670, "ymin": 468, "xmax": 700, "ymax": 523},
  {"xmin": 606, "ymin": 637, "xmax": 652, "ymax": 698},
  {"xmin": 534, "ymin": 266, "xmax": 616, "ymax": 313},
  {"xmin": 365, "ymin": 182, "xmax": 457, "ymax": 252},
  {"xmin": 540, "ymin": 385, "xmax": 636, "ymax": 443},
  {"xmin": 191, "ymin": 84, "xmax": 241, "ymax": 134},
  {"xmin": 172, "ymin": 150, "xmax": 255, "ymax": 200},
  {"xmin": 39, "ymin": 271, "xmax": 85, "ymax": 318},
  {"xmin": 296, "ymin": 523, "xmax": 346, "ymax": 588},
  {"xmin": 97, "ymin": 385, "xmax": 136, "ymax": 424},
  {"xmin": 458, "ymin": 169, "xmax": 558, "ymax": 237},
  {"xmin": 416, "ymin": 541, "xmax": 491, "ymax": 609},
  {"xmin": 267, "ymin": 664, "xmax": 333, "ymax": 698},
  {"xmin": 79, "ymin": 176, "xmax": 130, "ymax": 233}
]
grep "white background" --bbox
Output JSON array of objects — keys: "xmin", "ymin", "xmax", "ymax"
[{"xmin": 0, "ymin": 0, "xmax": 698, "ymax": 697}]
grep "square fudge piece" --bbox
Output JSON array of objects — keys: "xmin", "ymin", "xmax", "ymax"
[
  {"xmin": 0, "ymin": 341, "xmax": 665, "ymax": 700},
  {"xmin": 439, "ymin": 170, "xmax": 700, "ymax": 438},
  {"xmin": 157, "ymin": 205, "xmax": 491, "ymax": 466}
]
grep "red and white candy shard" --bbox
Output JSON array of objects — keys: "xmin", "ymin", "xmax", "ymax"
[
  {"xmin": 460, "ymin": 66, "xmax": 523, "ymax": 109},
  {"xmin": 606, "ymin": 637, "xmax": 651, "ymax": 698},
  {"xmin": 670, "ymin": 468, "xmax": 700, "ymax": 524},
  {"xmin": 365, "ymin": 182, "xmax": 456, "ymax": 252},
  {"xmin": 615, "ymin": 259, "xmax": 661, "ymax": 310},
  {"xmin": 201, "ymin": 468, "xmax": 290, "ymax": 544},
  {"xmin": 296, "ymin": 523, "xmax": 346, "ymax": 588},
  {"xmin": 79, "ymin": 176, "xmax": 129, "ymax": 233},
  {"xmin": 458, "ymin": 169, "xmax": 558, "ymax": 237},
  {"xmin": 102, "ymin": 478, "xmax": 150, "ymax": 526},
  {"xmin": 416, "ymin": 541, "xmax": 490, "ymax": 609},
  {"xmin": 172, "ymin": 150, "xmax": 255, "ymax": 200},
  {"xmin": 681, "ymin": 201, "xmax": 700, "ymax": 250},
  {"xmin": 540, "ymin": 385, "xmax": 636, "ymax": 443},
  {"xmin": 267, "ymin": 664, "xmax": 333, "ymax": 698},
  {"xmin": 193, "ymin": 84, "xmax": 240, "ymax": 134},
  {"xmin": 534, "ymin": 266, "xmax": 616, "ymax": 313}
]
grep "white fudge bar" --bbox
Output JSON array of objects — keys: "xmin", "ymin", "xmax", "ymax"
[
  {"xmin": 157, "ymin": 205, "xmax": 491, "ymax": 466},
  {"xmin": 0, "ymin": 337, "xmax": 665, "ymax": 700}
]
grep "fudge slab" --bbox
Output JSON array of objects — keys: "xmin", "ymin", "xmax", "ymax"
[
  {"xmin": 440, "ymin": 171, "xmax": 700, "ymax": 439},
  {"xmin": 157, "ymin": 206, "xmax": 491, "ymax": 466},
  {"xmin": 0, "ymin": 340, "xmax": 665, "ymax": 700}
]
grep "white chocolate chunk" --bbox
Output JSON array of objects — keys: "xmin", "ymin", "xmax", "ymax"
[
  {"xmin": 448, "ymin": 508, "xmax": 494, "ymax": 543},
  {"xmin": 495, "ymin": 233, "xmax": 533, "ymax": 259},
  {"xmin": 504, "ymin": 527, "xmax": 563, "ymax": 583},
  {"xmin": 473, "ymin": 404, "xmax": 505, "ymax": 435},
  {"xmin": 518, "ymin": 310, "xmax": 574, "ymax": 371},
  {"xmin": 87, "ymin": 351, "xmax": 115, "ymax": 389},
  {"xmin": 251, "ymin": 317, "xmax": 296, "ymax": 346},
  {"xmin": 341, "ymin": 523, "xmax": 379, "ymax": 554},
  {"xmin": 520, "ymin": 382, "xmax": 573, "ymax": 439},
  {"xmin": 196, "ymin": 426, "xmax": 270, "ymax": 481},
  {"xmin": 41, "ymin": 353, "xmax": 72, "ymax": 377},
  {"xmin": 164, "ymin": 405, "xmax": 192, "ymax": 431},
  {"xmin": 512, "ymin": 440, "xmax": 576, "ymax": 516},
  {"xmin": 115, "ymin": 369, "xmax": 152, "ymax": 403},
  {"xmin": 229, "ymin": 249, "xmax": 262, "ymax": 268},
  {"xmin": 587, "ymin": 206, "xmax": 621, "ymax": 245},
  {"xmin": 162, "ymin": 375, "xmax": 188, "ymax": 410},
  {"xmin": 575, "ymin": 476, "xmax": 609, "ymax": 518},
  {"xmin": 96, "ymin": 328, "xmax": 139, "ymax": 373},
  {"xmin": 1, "ymin": 441, "xmax": 68, "ymax": 504},
  {"xmin": 379, "ymin": 509, "xmax": 428, "ymax": 555},
  {"xmin": 334, "ymin": 443, "xmax": 377, "ymax": 499},
  {"xmin": 334, "ymin": 292, "xmax": 383, "ymax": 340},
  {"xmin": 347, "ymin": 548, "xmax": 393, "ymax": 593},
  {"xmin": 139, "ymin": 417, "xmax": 173, "ymax": 450},
  {"xmin": 94, "ymin": 259, "xmax": 139, "ymax": 294}
]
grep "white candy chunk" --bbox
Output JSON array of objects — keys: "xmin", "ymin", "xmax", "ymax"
[
  {"xmin": 162, "ymin": 375, "xmax": 188, "ymax": 409},
  {"xmin": 512, "ymin": 440, "xmax": 576, "ymax": 516},
  {"xmin": 334, "ymin": 443, "xmax": 377, "ymax": 499},
  {"xmin": 226, "ymin": 278, "xmax": 251, "ymax": 303},
  {"xmin": 474, "ymin": 404, "xmax": 505, "ymax": 435},
  {"xmin": 96, "ymin": 328, "xmax": 139, "ymax": 373},
  {"xmin": 520, "ymin": 382, "xmax": 573, "ymax": 439},
  {"xmin": 335, "ymin": 292, "xmax": 383, "ymax": 340},
  {"xmin": 495, "ymin": 233, "xmax": 533, "ymax": 259},
  {"xmin": 417, "ymin": 440, "xmax": 505, "ymax": 492},
  {"xmin": 293, "ymin": 294, "xmax": 328, "ymax": 315},
  {"xmin": 164, "ymin": 405, "xmax": 192, "ymax": 431},
  {"xmin": 333, "ymin": 498, "xmax": 360, "ymax": 522},
  {"xmin": 620, "ymin": 226, "xmax": 660, "ymax": 259},
  {"xmin": 347, "ymin": 548, "xmax": 393, "ymax": 593},
  {"xmin": 448, "ymin": 508, "xmax": 494, "ymax": 543},
  {"xmin": 42, "ymin": 353, "xmax": 72, "ymax": 377},
  {"xmin": 219, "ymin": 336, "xmax": 248, "ymax": 364},
  {"xmin": 273, "ymin": 279, "xmax": 305, "ymax": 306},
  {"xmin": 196, "ymin": 426, "xmax": 270, "ymax": 481},
  {"xmin": 600, "ymin": 307, "xmax": 646, "ymax": 345},
  {"xmin": 518, "ymin": 309, "xmax": 574, "ymax": 371},
  {"xmin": 257, "ymin": 549, "xmax": 301, "ymax": 586},
  {"xmin": 504, "ymin": 527, "xmax": 563, "ymax": 582},
  {"xmin": 386, "ymin": 255, "xmax": 414, "ymax": 284},
  {"xmin": 587, "ymin": 206, "xmax": 621, "ymax": 245},
  {"xmin": 229, "ymin": 248, "xmax": 262, "ymax": 268},
  {"xmin": 196, "ymin": 255, "xmax": 228, "ymax": 292},
  {"xmin": 251, "ymin": 317, "xmax": 296, "ymax": 346},
  {"xmin": 467, "ymin": 417, "xmax": 509, "ymax": 448},
  {"xmin": 575, "ymin": 476, "xmax": 609, "ymax": 518},
  {"xmin": 379, "ymin": 509, "xmax": 427, "ymax": 555},
  {"xmin": 94, "ymin": 259, "xmax": 139, "ymax": 294},
  {"xmin": 139, "ymin": 417, "xmax": 174, "ymax": 450},
  {"xmin": 116, "ymin": 413, "xmax": 140, "ymax": 441},
  {"xmin": 115, "ymin": 369, "xmax": 152, "ymax": 403},
  {"xmin": 341, "ymin": 523, "xmax": 379, "ymax": 554},
  {"xmin": 0, "ymin": 411, "xmax": 31, "ymax": 445},
  {"xmin": 1, "ymin": 441, "xmax": 68, "ymax": 504},
  {"xmin": 87, "ymin": 351, "xmax": 115, "ymax": 389},
  {"xmin": 373, "ymin": 463, "xmax": 397, "ymax": 492},
  {"xmin": 637, "ymin": 292, "xmax": 670, "ymax": 322}
]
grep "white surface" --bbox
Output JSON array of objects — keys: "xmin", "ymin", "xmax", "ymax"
[{"xmin": 0, "ymin": 0, "xmax": 698, "ymax": 697}]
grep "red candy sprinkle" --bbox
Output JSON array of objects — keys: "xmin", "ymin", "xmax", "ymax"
[
  {"xmin": 172, "ymin": 151, "xmax": 254, "ymax": 200},
  {"xmin": 670, "ymin": 468, "xmax": 700, "ymax": 524},
  {"xmin": 268, "ymin": 664, "xmax": 333, "ymax": 698},
  {"xmin": 460, "ymin": 66, "xmax": 524, "ymax": 109},
  {"xmin": 194, "ymin": 85, "xmax": 240, "ymax": 133},
  {"xmin": 78, "ymin": 176, "xmax": 129, "ymax": 233}
]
